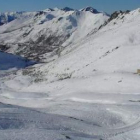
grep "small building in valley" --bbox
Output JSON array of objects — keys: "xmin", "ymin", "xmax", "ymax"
[{"xmin": 137, "ymin": 69, "xmax": 140, "ymax": 74}]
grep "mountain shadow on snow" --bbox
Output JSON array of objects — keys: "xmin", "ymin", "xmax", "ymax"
[{"xmin": 0, "ymin": 51, "xmax": 36, "ymax": 70}]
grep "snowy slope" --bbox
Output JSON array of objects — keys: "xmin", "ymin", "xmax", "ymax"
[
  {"xmin": 14, "ymin": 8, "xmax": 140, "ymax": 87},
  {"xmin": 0, "ymin": 8, "xmax": 140, "ymax": 140},
  {"xmin": 0, "ymin": 7, "xmax": 109, "ymax": 61}
]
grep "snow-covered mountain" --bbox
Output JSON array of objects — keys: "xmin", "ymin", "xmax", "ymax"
[
  {"xmin": 0, "ymin": 7, "xmax": 109, "ymax": 61},
  {"xmin": 8, "ymin": 8, "xmax": 139, "ymax": 86},
  {"xmin": 1, "ymin": 7, "xmax": 140, "ymax": 105},
  {"xmin": 1, "ymin": 7, "xmax": 140, "ymax": 103}
]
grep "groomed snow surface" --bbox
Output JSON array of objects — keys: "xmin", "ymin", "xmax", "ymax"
[{"xmin": 0, "ymin": 8, "xmax": 140, "ymax": 140}]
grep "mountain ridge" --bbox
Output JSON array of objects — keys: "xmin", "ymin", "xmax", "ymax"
[{"xmin": 0, "ymin": 7, "xmax": 109, "ymax": 62}]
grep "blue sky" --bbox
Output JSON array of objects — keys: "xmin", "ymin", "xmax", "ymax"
[{"xmin": 0, "ymin": 0, "xmax": 140, "ymax": 14}]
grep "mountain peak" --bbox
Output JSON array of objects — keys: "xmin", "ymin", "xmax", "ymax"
[
  {"xmin": 81, "ymin": 7, "xmax": 99, "ymax": 14},
  {"xmin": 43, "ymin": 8, "xmax": 54, "ymax": 12}
]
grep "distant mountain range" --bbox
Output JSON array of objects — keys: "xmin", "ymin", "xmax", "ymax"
[{"xmin": 0, "ymin": 7, "xmax": 109, "ymax": 61}]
